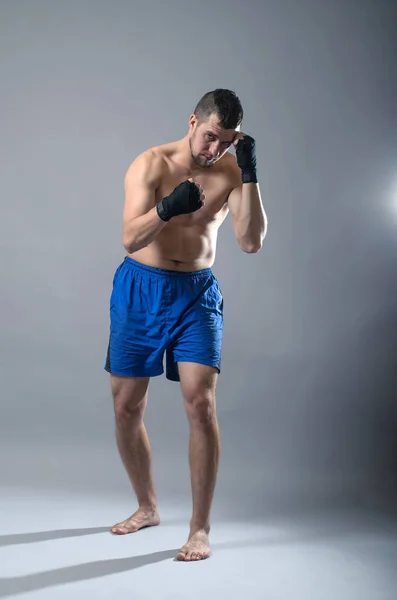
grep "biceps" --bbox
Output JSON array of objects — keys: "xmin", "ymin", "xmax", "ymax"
[
  {"xmin": 123, "ymin": 182, "xmax": 156, "ymax": 222},
  {"xmin": 227, "ymin": 185, "xmax": 242, "ymax": 220},
  {"xmin": 122, "ymin": 154, "xmax": 160, "ymax": 221}
]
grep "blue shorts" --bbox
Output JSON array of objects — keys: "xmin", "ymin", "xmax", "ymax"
[{"xmin": 104, "ymin": 257, "xmax": 224, "ymax": 381}]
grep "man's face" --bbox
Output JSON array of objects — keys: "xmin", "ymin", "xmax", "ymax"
[{"xmin": 188, "ymin": 113, "xmax": 240, "ymax": 168}]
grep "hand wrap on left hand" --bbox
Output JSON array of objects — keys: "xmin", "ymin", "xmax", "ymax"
[{"xmin": 235, "ymin": 134, "xmax": 257, "ymax": 184}]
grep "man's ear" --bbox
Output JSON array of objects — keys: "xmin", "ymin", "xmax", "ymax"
[{"xmin": 188, "ymin": 113, "xmax": 197, "ymax": 130}]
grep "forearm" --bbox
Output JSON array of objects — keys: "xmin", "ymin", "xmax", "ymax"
[
  {"xmin": 122, "ymin": 206, "xmax": 168, "ymax": 253},
  {"xmin": 235, "ymin": 183, "xmax": 267, "ymax": 252}
]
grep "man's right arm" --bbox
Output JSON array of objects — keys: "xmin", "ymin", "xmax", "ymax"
[{"xmin": 122, "ymin": 150, "xmax": 168, "ymax": 254}]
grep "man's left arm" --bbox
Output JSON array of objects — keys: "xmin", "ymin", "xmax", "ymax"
[{"xmin": 227, "ymin": 134, "xmax": 268, "ymax": 253}]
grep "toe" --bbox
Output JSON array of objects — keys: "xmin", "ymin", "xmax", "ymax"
[
  {"xmin": 113, "ymin": 520, "xmax": 141, "ymax": 534},
  {"xmin": 111, "ymin": 526, "xmax": 126, "ymax": 534},
  {"xmin": 176, "ymin": 537, "xmax": 210, "ymax": 561},
  {"xmin": 112, "ymin": 522, "xmax": 137, "ymax": 534}
]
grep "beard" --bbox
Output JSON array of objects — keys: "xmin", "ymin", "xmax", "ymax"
[{"xmin": 189, "ymin": 136, "xmax": 214, "ymax": 169}]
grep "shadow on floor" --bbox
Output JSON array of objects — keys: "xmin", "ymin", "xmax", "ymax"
[
  {"xmin": 0, "ymin": 549, "xmax": 180, "ymax": 598},
  {"xmin": 0, "ymin": 517, "xmax": 187, "ymax": 548},
  {"xmin": 2, "ymin": 515, "xmax": 397, "ymax": 597},
  {"xmin": 0, "ymin": 528, "xmax": 110, "ymax": 547},
  {"xmin": 0, "ymin": 533, "xmax": 280, "ymax": 597}
]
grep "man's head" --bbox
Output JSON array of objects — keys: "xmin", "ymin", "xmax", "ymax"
[{"xmin": 188, "ymin": 89, "xmax": 243, "ymax": 168}]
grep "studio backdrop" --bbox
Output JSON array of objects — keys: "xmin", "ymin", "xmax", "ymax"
[{"xmin": 1, "ymin": 0, "xmax": 396, "ymax": 518}]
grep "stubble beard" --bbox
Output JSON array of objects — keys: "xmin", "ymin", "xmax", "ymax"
[{"xmin": 189, "ymin": 136, "xmax": 213, "ymax": 169}]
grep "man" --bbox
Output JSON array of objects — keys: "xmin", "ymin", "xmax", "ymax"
[{"xmin": 104, "ymin": 89, "xmax": 267, "ymax": 561}]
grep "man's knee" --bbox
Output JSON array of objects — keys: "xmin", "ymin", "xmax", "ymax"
[
  {"xmin": 179, "ymin": 362, "xmax": 218, "ymax": 425},
  {"xmin": 184, "ymin": 389, "xmax": 216, "ymax": 425},
  {"xmin": 111, "ymin": 375, "xmax": 149, "ymax": 426}
]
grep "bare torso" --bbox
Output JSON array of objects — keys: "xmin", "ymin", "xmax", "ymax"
[{"xmin": 128, "ymin": 141, "xmax": 240, "ymax": 272}]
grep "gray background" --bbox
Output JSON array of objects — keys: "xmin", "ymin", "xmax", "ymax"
[{"xmin": 1, "ymin": 0, "xmax": 396, "ymax": 521}]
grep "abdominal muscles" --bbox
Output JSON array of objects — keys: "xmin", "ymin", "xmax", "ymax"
[{"xmin": 129, "ymin": 218, "xmax": 221, "ymax": 272}]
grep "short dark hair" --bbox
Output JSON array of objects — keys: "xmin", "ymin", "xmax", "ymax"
[{"xmin": 193, "ymin": 89, "xmax": 243, "ymax": 129}]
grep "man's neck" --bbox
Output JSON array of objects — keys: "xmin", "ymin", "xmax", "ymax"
[{"xmin": 173, "ymin": 137, "xmax": 205, "ymax": 175}]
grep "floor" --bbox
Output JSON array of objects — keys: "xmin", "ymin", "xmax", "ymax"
[{"xmin": 1, "ymin": 486, "xmax": 396, "ymax": 599}]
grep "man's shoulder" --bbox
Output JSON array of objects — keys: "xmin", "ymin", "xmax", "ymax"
[
  {"xmin": 130, "ymin": 142, "xmax": 178, "ymax": 172},
  {"xmin": 133, "ymin": 145, "xmax": 166, "ymax": 166},
  {"xmin": 220, "ymin": 150, "xmax": 238, "ymax": 168},
  {"xmin": 125, "ymin": 145, "xmax": 168, "ymax": 183},
  {"xmin": 218, "ymin": 151, "xmax": 241, "ymax": 183}
]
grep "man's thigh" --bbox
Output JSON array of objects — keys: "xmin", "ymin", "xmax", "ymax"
[{"xmin": 177, "ymin": 362, "xmax": 219, "ymax": 403}]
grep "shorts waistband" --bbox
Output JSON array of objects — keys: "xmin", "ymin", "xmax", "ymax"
[{"xmin": 123, "ymin": 256, "xmax": 213, "ymax": 279}]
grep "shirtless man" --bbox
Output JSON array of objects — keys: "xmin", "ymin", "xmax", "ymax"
[{"xmin": 104, "ymin": 89, "xmax": 267, "ymax": 561}]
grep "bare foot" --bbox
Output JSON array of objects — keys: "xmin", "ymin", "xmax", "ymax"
[
  {"xmin": 111, "ymin": 508, "xmax": 160, "ymax": 534},
  {"xmin": 176, "ymin": 530, "xmax": 211, "ymax": 561}
]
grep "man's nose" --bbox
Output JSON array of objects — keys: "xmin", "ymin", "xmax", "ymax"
[{"xmin": 209, "ymin": 142, "xmax": 221, "ymax": 156}]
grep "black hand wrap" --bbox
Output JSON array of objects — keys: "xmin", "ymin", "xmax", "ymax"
[
  {"xmin": 236, "ymin": 134, "xmax": 258, "ymax": 184},
  {"xmin": 156, "ymin": 180, "xmax": 203, "ymax": 222}
]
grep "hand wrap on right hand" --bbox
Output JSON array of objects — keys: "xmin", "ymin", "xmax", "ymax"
[{"xmin": 156, "ymin": 180, "xmax": 203, "ymax": 222}]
